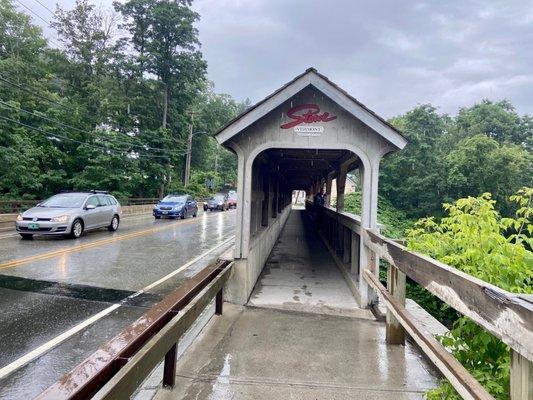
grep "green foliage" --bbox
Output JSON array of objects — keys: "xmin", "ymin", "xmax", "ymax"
[
  {"xmin": 0, "ymin": 0, "xmax": 240, "ymax": 202},
  {"xmin": 381, "ymin": 102, "xmax": 532, "ymax": 219},
  {"xmin": 343, "ymin": 190, "xmax": 414, "ymax": 238},
  {"xmin": 406, "ymin": 189, "xmax": 533, "ymax": 399}
]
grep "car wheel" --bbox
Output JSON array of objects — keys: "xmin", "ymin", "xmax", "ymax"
[
  {"xmin": 108, "ymin": 215, "xmax": 119, "ymax": 231},
  {"xmin": 203, "ymin": 205, "xmax": 207, "ymax": 212},
  {"xmin": 193, "ymin": 210, "xmax": 197, "ymax": 217},
  {"xmin": 155, "ymin": 216, "xmax": 161, "ymax": 219},
  {"xmin": 70, "ymin": 219, "xmax": 84, "ymax": 239},
  {"xmin": 20, "ymin": 234, "xmax": 33, "ymax": 240},
  {"xmin": 180, "ymin": 210, "xmax": 186, "ymax": 219}
]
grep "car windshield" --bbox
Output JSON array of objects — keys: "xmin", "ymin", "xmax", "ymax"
[
  {"xmin": 211, "ymin": 194, "xmax": 225, "ymax": 201},
  {"xmin": 229, "ymin": 193, "xmax": 237, "ymax": 200},
  {"xmin": 40, "ymin": 194, "xmax": 86, "ymax": 208},
  {"xmin": 162, "ymin": 195, "xmax": 187, "ymax": 203}
]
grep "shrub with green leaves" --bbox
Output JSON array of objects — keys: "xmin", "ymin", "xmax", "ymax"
[{"xmin": 406, "ymin": 188, "xmax": 532, "ymax": 399}]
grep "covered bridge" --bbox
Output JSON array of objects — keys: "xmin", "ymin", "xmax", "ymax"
[{"xmin": 215, "ymin": 67, "xmax": 407, "ymax": 307}]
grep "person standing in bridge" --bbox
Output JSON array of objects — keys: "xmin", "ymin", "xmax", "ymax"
[
  {"xmin": 314, "ymin": 188, "xmax": 326, "ymax": 206},
  {"xmin": 313, "ymin": 188, "xmax": 326, "ymax": 234}
]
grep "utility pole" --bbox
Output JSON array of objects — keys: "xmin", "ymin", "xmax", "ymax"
[
  {"xmin": 184, "ymin": 122, "xmax": 193, "ymax": 187},
  {"xmin": 214, "ymin": 143, "xmax": 219, "ymax": 173}
]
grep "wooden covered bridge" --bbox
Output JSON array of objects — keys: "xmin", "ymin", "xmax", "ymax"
[{"xmin": 38, "ymin": 69, "xmax": 532, "ymax": 400}]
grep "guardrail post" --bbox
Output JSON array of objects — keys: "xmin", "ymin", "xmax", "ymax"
[
  {"xmin": 386, "ymin": 264, "xmax": 406, "ymax": 345},
  {"xmin": 350, "ymin": 231, "xmax": 360, "ymax": 274},
  {"xmin": 163, "ymin": 344, "xmax": 177, "ymax": 387},
  {"xmin": 343, "ymin": 227, "xmax": 350, "ymax": 264},
  {"xmin": 510, "ymin": 349, "xmax": 532, "ymax": 399},
  {"xmin": 215, "ymin": 288, "xmax": 223, "ymax": 315}
]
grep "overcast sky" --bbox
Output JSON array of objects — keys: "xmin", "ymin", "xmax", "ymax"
[{"xmin": 18, "ymin": 0, "xmax": 533, "ymax": 119}]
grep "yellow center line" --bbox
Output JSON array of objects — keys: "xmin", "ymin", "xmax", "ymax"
[{"xmin": 0, "ymin": 212, "xmax": 231, "ymax": 270}]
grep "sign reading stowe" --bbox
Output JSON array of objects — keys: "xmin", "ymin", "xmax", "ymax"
[{"xmin": 280, "ymin": 104, "xmax": 337, "ymax": 131}]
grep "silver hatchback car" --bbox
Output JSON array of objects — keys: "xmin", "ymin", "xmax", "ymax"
[{"xmin": 16, "ymin": 191, "xmax": 122, "ymax": 239}]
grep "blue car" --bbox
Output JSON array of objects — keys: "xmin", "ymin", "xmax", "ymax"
[{"xmin": 153, "ymin": 194, "xmax": 198, "ymax": 219}]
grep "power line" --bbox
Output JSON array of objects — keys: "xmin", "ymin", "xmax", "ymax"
[
  {"xmin": 0, "ymin": 100, "xmax": 176, "ymax": 153},
  {"xmin": 0, "ymin": 115, "xmax": 173, "ymax": 159},
  {"xmin": 14, "ymin": 0, "xmax": 61, "ymax": 48},
  {"xmin": 15, "ymin": 0, "xmax": 49, "ymax": 24},
  {"xmin": 14, "ymin": 2, "xmax": 166, "ymax": 128},
  {"xmin": 0, "ymin": 75, "xmax": 190, "ymax": 152},
  {"xmin": 31, "ymin": 0, "xmax": 55, "ymax": 16}
]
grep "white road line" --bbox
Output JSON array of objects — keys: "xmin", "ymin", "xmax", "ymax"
[{"xmin": 0, "ymin": 235, "xmax": 234, "ymax": 380}]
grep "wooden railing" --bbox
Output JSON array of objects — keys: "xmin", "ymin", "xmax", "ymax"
[
  {"xmin": 37, "ymin": 259, "xmax": 233, "ymax": 400},
  {"xmin": 306, "ymin": 201, "xmax": 533, "ymax": 400}
]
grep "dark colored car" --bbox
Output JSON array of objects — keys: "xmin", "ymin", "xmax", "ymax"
[
  {"xmin": 203, "ymin": 193, "xmax": 229, "ymax": 212},
  {"xmin": 153, "ymin": 194, "xmax": 198, "ymax": 219},
  {"xmin": 228, "ymin": 191, "xmax": 237, "ymax": 209}
]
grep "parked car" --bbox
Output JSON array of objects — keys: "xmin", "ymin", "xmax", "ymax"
[
  {"xmin": 153, "ymin": 194, "xmax": 198, "ymax": 219},
  {"xmin": 228, "ymin": 191, "xmax": 237, "ymax": 209},
  {"xmin": 16, "ymin": 191, "xmax": 121, "ymax": 239},
  {"xmin": 204, "ymin": 193, "xmax": 229, "ymax": 211}
]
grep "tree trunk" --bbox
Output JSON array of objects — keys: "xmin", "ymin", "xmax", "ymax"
[{"xmin": 162, "ymin": 83, "xmax": 168, "ymax": 129}]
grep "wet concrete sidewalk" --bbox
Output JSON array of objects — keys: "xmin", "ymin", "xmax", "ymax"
[
  {"xmin": 248, "ymin": 210, "xmax": 372, "ymax": 318},
  {"xmin": 154, "ymin": 304, "xmax": 438, "ymax": 399}
]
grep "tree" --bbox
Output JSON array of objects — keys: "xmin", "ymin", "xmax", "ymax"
[
  {"xmin": 115, "ymin": 0, "xmax": 206, "ymax": 129},
  {"xmin": 380, "ymin": 105, "xmax": 450, "ymax": 218},
  {"xmin": 446, "ymin": 134, "xmax": 532, "ymax": 215},
  {"xmin": 454, "ymin": 99, "xmax": 528, "ymax": 146}
]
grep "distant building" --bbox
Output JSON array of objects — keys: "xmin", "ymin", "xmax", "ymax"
[{"xmin": 330, "ymin": 174, "xmax": 358, "ymax": 200}]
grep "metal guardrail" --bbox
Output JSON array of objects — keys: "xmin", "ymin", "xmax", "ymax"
[
  {"xmin": 306, "ymin": 200, "xmax": 532, "ymax": 400},
  {"xmin": 0, "ymin": 198, "xmax": 161, "ymax": 214},
  {"xmin": 37, "ymin": 259, "xmax": 233, "ymax": 400}
]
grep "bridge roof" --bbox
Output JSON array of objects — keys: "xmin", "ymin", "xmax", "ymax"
[{"xmin": 215, "ymin": 68, "xmax": 408, "ymax": 150}]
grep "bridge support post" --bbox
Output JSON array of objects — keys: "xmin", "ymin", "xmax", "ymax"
[
  {"xmin": 325, "ymin": 175, "xmax": 333, "ymax": 207},
  {"xmin": 163, "ymin": 344, "xmax": 177, "ymax": 387},
  {"xmin": 385, "ymin": 264, "xmax": 406, "ymax": 345},
  {"xmin": 510, "ymin": 349, "xmax": 533, "ymax": 400}
]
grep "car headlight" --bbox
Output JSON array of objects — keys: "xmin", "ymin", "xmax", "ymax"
[
  {"xmin": 16, "ymin": 214, "xmax": 23, "ymax": 221},
  {"xmin": 217, "ymin": 202, "xmax": 223, "ymax": 205},
  {"xmin": 51, "ymin": 215, "xmax": 69, "ymax": 223},
  {"xmin": 173, "ymin": 206, "xmax": 182, "ymax": 211}
]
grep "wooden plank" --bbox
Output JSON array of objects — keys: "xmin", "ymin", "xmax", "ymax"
[
  {"xmin": 364, "ymin": 270, "xmax": 494, "ymax": 400},
  {"xmin": 386, "ymin": 264, "xmax": 406, "ymax": 345},
  {"xmin": 93, "ymin": 266, "xmax": 232, "ymax": 400},
  {"xmin": 510, "ymin": 349, "xmax": 533, "ymax": 400},
  {"xmin": 363, "ymin": 229, "xmax": 533, "ymax": 361}
]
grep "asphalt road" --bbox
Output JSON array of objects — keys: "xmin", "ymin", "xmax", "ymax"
[{"xmin": 0, "ymin": 210, "xmax": 236, "ymax": 400}]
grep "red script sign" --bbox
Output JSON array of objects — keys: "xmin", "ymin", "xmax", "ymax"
[{"xmin": 280, "ymin": 104, "xmax": 337, "ymax": 129}]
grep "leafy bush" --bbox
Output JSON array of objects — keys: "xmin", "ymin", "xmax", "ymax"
[{"xmin": 406, "ymin": 188, "xmax": 532, "ymax": 399}]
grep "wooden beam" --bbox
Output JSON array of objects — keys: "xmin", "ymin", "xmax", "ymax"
[
  {"xmin": 386, "ymin": 264, "xmax": 406, "ymax": 345},
  {"xmin": 510, "ymin": 349, "xmax": 533, "ymax": 400},
  {"xmin": 363, "ymin": 229, "xmax": 533, "ymax": 361},
  {"xmin": 364, "ymin": 270, "xmax": 494, "ymax": 400}
]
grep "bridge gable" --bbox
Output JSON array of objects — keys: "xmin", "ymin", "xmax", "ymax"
[{"xmin": 215, "ymin": 68, "xmax": 407, "ymax": 153}]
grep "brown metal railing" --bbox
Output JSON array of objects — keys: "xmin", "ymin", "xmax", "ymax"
[
  {"xmin": 37, "ymin": 259, "xmax": 233, "ymax": 400},
  {"xmin": 306, "ymin": 200, "xmax": 533, "ymax": 400}
]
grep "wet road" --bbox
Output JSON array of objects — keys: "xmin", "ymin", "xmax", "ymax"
[{"xmin": 0, "ymin": 211, "xmax": 236, "ymax": 399}]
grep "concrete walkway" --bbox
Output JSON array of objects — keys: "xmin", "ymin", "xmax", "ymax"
[
  {"xmin": 248, "ymin": 210, "xmax": 372, "ymax": 318},
  {"xmin": 154, "ymin": 304, "xmax": 438, "ymax": 400},
  {"xmin": 154, "ymin": 210, "xmax": 439, "ymax": 399}
]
